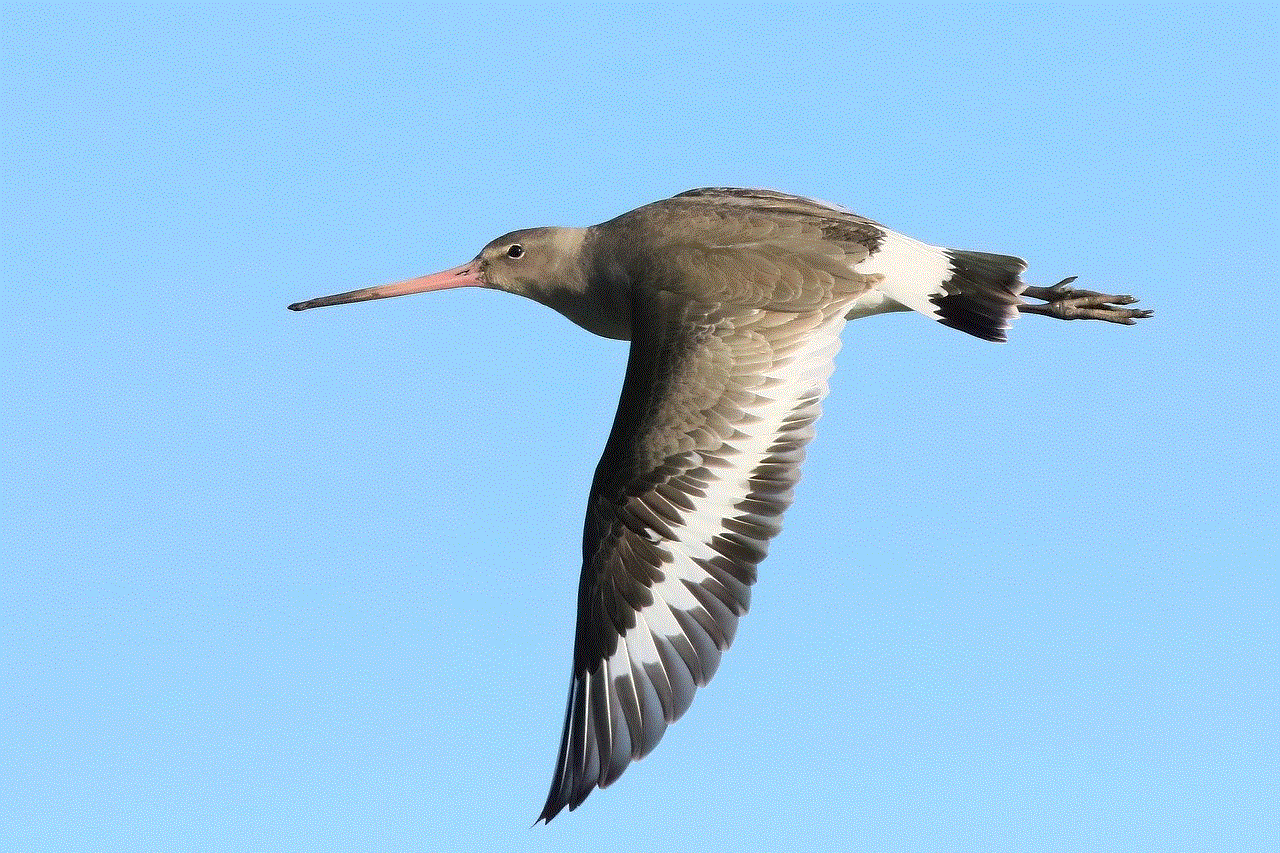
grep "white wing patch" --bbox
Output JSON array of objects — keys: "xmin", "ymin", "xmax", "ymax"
[{"xmin": 540, "ymin": 303, "xmax": 850, "ymax": 819}]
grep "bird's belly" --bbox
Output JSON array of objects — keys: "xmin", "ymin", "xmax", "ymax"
[{"xmin": 842, "ymin": 288, "xmax": 912, "ymax": 320}]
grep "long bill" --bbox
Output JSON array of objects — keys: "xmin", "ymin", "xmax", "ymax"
[{"xmin": 287, "ymin": 260, "xmax": 482, "ymax": 311}]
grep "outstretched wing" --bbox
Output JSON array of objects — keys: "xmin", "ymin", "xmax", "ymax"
[{"xmin": 538, "ymin": 288, "xmax": 850, "ymax": 821}]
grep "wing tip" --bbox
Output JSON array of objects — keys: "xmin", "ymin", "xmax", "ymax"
[{"xmin": 535, "ymin": 799, "xmax": 567, "ymax": 826}]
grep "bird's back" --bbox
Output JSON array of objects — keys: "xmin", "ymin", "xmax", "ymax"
[{"xmin": 588, "ymin": 187, "xmax": 886, "ymax": 314}]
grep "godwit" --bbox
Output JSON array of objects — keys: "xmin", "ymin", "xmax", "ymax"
[{"xmin": 289, "ymin": 187, "xmax": 1150, "ymax": 821}]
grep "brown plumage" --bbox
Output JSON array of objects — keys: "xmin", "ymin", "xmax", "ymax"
[{"xmin": 288, "ymin": 187, "xmax": 1151, "ymax": 821}]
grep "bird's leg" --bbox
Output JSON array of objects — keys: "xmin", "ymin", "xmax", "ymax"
[{"xmin": 1018, "ymin": 276, "xmax": 1153, "ymax": 325}]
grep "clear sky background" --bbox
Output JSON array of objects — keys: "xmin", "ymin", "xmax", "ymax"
[{"xmin": 3, "ymin": 5, "xmax": 1277, "ymax": 852}]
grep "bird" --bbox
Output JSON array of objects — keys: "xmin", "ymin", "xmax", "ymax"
[{"xmin": 288, "ymin": 187, "xmax": 1151, "ymax": 822}]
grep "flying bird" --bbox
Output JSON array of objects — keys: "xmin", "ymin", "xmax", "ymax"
[{"xmin": 288, "ymin": 187, "xmax": 1151, "ymax": 821}]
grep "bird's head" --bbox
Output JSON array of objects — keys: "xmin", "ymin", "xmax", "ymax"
[{"xmin": 473, "ymin": 227, "xmax": 589, "ymax": 300}]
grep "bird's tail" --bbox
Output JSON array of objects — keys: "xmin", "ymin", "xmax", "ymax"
[
  {"xmin": 930, "ymin": 249, "xmax": 1028, "ymax": 343},
  {"xmin": 855, "ymin": 232, "xmax": 1028, "ymax": 343}
]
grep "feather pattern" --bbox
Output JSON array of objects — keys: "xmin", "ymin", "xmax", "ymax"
[{"xmin": 539, "ymin": 285, "xmax": 852, "ymax": 821}]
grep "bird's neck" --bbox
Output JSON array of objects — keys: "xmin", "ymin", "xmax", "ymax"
[{"xmin": 520, "ymin": 228, "xmax": 633, "ymax": 341}]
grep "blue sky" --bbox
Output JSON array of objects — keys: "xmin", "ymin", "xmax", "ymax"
[{"xmin": 3, "ymin": 4, "xmax": 1277, "ymax": 851}]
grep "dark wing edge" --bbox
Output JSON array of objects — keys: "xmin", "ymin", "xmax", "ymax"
[{"xmin": 537, "ymin": 291, "xmax": 850, "ymax": 822}]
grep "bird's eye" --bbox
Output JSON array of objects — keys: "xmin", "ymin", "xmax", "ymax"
[{"xmin": 506, "ymin": 244, "xmax": 524, "ymax": 259}]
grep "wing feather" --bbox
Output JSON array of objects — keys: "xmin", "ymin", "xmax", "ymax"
[{"xmin": 537, "ymin": 287, "xmax": 850, "ymax": 821}]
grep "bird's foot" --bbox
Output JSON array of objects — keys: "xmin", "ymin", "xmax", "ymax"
[{"xmin": 1018, "ymin": 276, "xmax": 1153, "ymax": 325}]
